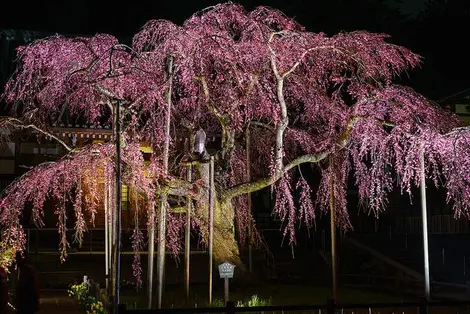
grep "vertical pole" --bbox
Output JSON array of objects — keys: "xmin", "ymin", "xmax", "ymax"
[
  {"xmin": 185, "ymin": 166, "xmax": 192, "ymax": 300},
  {"xmin": 147, "ymin": 204, "xmax": 155, "ymax": 308},
  {"xmin": 420, "ymin": 146, "xmax": 431, "ymax": 300},
  {"xmin": 157, "ymin": 55, "xmax": 174, "ymax": 309},
  {"xmin": 156, "ymin": 151, "xmax": 167, "ymax": 308},
  {"xmin": 329, "ymin": 161, "xmax": 338, "ymax": 302},
  {"xmin": 104, "ymin": 182, "xmax": 109, "ymax": 291},
  {"xmin": 108, "ymin": 182, "xmax": 113, "ymax": 298},
  {"xmin": 246, "ymin": 127, "xmax": 253, "ymax": 273},
  {"xmin": 111, "ymin": 100, "xmax": 123, "ymax": 313},
  {"xmin": 224, "ymin": 278, "xmax": 229, "ymax": 305},
  {"xmin": 208, "ymin": 156, "xmax": 215, "ymax": 305}
]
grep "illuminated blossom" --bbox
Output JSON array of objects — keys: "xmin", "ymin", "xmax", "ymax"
[{"xmin": 1, "ymin": 3, "xmax": 467, "ymax": 277}]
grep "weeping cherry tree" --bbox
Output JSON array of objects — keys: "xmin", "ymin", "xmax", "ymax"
[{"xmin": 1, "ymin": 3, "xmax": 470, "ymax": 287}]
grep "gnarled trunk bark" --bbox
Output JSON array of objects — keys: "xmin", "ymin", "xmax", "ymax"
[
  {"xmin": 195, "ymin": 163, "xmax": 243, "ymax": 269},
  {"xmin": 212, "ymin": 198, "xmax": 242, "ymax": 267}
]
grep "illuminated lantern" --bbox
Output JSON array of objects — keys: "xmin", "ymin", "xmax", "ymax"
[{"xmin": 194, "ymin": 128, "xmax": 206, "ymax": 155}]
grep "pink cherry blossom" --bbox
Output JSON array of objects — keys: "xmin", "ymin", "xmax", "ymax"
[{"xmin": 1, "ymin": 3, "xmax": 467, "ymax": 280}]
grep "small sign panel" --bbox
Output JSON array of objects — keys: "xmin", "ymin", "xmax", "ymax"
[{"xmin": 218, "ymin": 262, "xmax": 235, "ymax": 279}]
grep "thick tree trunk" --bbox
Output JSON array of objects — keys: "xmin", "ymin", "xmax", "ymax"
[
  {"xmin": 212, "ymin": 199, "xmax": 242, "ymax": 267},
  {"xmin": 196, "ymin": 163, "xmax": 243, "ymax": 269}
]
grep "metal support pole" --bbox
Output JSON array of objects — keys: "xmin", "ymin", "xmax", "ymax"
[
  {"xmin": 111, "ymin": 100, "xmax": 123, "ymax": 313},
  {"xmin": 104, "ymin": 183, "xmax": 109, "ymax": 291},
  {"xmin": 208, "ymin": 156, "xmax": 215, "ymax": 305},
  {"xmin": 185, "ymin": 166, "xmax": 192, "ymax": 300},
  {"xmin": 420, "ymin": 147, "xmax": 431, "ymax": 300}
]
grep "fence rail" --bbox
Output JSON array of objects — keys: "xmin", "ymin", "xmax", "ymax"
[
  {"xmin": 396, "ymin": 215, "xmax": 470, "ymax": 235},
  {"xmin": 23, "ymin": 227, "xmax": 207, "ymax": 254},
  {"xmin": 117, "ymin": 299, "xmax": 470, "ymax": 314}
]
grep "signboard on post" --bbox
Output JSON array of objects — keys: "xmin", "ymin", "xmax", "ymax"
[
  {"xmin": 218, "ymin": 262, "xmax": 235, "ymax": 279},
  {"xmin": 218, "ymin": 262, "xmax": 235, "ymax": 304}
]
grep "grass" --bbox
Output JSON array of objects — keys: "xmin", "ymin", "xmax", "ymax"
[
  {"xmin": 29, "ymin": 253, "xmax": 410, "ymax": 310},
  {"xmin": 119, "ymin": 283, "xmax": 408, "ymax": 309}
]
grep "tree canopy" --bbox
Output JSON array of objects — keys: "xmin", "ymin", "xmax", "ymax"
[{"xmin": 1, "ymin": 3, "xmax": 469, "ymax": 284}]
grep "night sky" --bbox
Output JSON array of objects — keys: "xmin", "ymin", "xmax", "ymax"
[
  {"xmin": 0, "ymin": 0, "xmax": 426, "ymax": 35},
  {"xmin": 1, "ymin": 0, "xmax": 469, "ymax": 99}
]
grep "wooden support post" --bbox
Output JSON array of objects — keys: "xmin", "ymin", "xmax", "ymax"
[
  {"xmin": 110, "ymin": 100, "xmax": 123, "ymax": 314},
  {"xmin": 208, "ymin": 156, "xmax": 215, "ymax": 305},
  {"xmin": 224, "ymin": 278, "xmax": 229, "ymax": 305},
  {"xmin": 185, "ymin": 166, "xmax": 192, "ymax": 300},
  {"xmin": 156, "ymin": 55, "xmax": 174, "ymax": 309},
  {"xmin": 246, "ymin": 126, "xmax": 253, "ymax": 273},
  {"xmin": 329, "ymin": 160, "xmax": 338, "ymax": 303}
]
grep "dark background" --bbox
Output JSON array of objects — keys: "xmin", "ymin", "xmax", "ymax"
[
  {"xmin": 0, "ymin": 0, "xmax": 469, "ymax": 100},
  {"xmin": 1, "ymin": 0, "xmax": 470, "ymax": 297}
]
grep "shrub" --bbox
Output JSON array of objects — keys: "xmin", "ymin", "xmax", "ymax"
[
  {"xmin": 0, "ymin": 242, "xmax": 15, "ymax": 269},
  {"xmin": 237, "ymin": 295, "xmax": 271, "ymax": 307},
  {"xmin": 68, "ymin": 282, "xmax": 105, "ymax": 314}
]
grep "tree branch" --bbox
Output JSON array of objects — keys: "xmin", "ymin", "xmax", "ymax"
[
  {"xmin": 225, "ymin": 114, "xmax": 374, "ymax": 200},
  {"xmin": 250, "ymin": 121, "xmax": 275, "ymax": 133},
  {"xmin": 194, "ymin": 76, "xmax": 223, "ymax": 118},
  {"xmin": 194, "ymin": 75, "xmax": 235, "ymax": 166},
  {"xmin": 0, "ymin": 117, "xmax": 74, "ymax": 152},
  {"xmin": 281, "ymin": 45, "xmax": 340, "ymax": 78},
  {"xmin": 268, "ymin": 40, "xmax": 288, "ymax": 175},
  {"xmin": 95, "ymin": 84, "xmax": 118, "ymax": 101},
  {"xmin": 224, "ymin": 151, "xmax": 329, "ymax": 199}
]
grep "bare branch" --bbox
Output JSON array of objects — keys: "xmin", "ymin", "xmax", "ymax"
[
  {"xmin": 281, "ymin": 45, "xmax": 339, "ymax": 78},
  {"xmin": 269, "ymin": 49, "xmax": 288, "ymax": 175},
  {"xmin": 225, "ymin": 115, "xmax": 367, "ymax": 199},
  {"xmin": 0, "ymin": 117, "xmax": 74, "ymax": 152},
  {"xmin": 194, "ymin": 75, "xmax": 235, "ymax": 162},
  {"xmin": 95, "ymin": 84, "xmax": 119, "ymax": 99},
  {"xmin": 194, "ymin": 76, "xmax": 224, "ymax": 118},
  {"xmin": 250, "ymin": 121, "xmax": 275, "ymax": 132},
  {"xmin": 224, "ymin": 151, "xmax": 329, "ymax": 200}
]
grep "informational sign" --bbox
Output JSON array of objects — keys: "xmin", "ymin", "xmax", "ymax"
[{"xmin": 218, "ymin": 262, "xmax": 235, "ymax": 279}]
